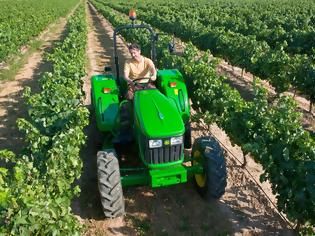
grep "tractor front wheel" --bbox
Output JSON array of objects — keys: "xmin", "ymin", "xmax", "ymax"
[
  {"xmin": 97, "ymin": 150, "xmax": 125, "ymax": 218},
  {"xmin": 192, "ymin": 136, "xmax": 227, "ymax": 200}
]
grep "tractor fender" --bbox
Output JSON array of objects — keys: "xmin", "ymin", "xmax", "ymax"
[
  {"xmin": 157, "ymin": 69, "xmax": 190, "ymax": 124},
  {"xmin": 91, "ymin": 75, "xmax": 119, "ymax": 132}
]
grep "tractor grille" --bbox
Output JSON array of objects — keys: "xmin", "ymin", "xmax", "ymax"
[{"xmin": 145, "ymin": 143, "xmax": 182, "ymax": 164}]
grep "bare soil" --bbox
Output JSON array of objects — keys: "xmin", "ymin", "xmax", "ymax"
[{"xmin": 79, "ymin": 4, "xmax": 297, "ymax": 235}]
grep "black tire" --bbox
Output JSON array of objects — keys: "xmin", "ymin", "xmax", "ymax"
[
  {"xmin": 184, "ymin": 122, "xmax": 192, "ymax": 149},
  {"xmin": 97, "ymin": 150, "xmax": 125, "ymax": 218},
  {"xmin": 192, "ymin": 136, "xmax": 227, "ymax": 200}
]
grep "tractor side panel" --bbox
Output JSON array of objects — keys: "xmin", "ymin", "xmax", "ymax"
[
  {"xmin": 91, "ymin": 75, "xmax": 119, "ymax": 132},
  {"xmin": 157, "ymin": 69, "xmax": 190, "ymax": 123}
]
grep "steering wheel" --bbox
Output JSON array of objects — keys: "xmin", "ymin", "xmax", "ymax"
[{"xmin": 131, "ymin": 77, "xmax": 153, "ymax": 89}]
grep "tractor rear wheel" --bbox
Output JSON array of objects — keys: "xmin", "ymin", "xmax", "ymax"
[
  {"xmin": 97, "ymin": 150, "xmax": 125, "ymax": 218},
  {"xmin": 192, "ymin": 136, "xmax": 227, "ymax": 200}
]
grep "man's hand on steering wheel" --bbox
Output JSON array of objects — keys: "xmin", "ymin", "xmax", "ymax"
[
  {"xmin": 127, "ymin": 79, "xmax": 135, "ymax": 89},
  {"xmin": 132, "ymin": 77, "xmax": 154, "ymax": 89}
]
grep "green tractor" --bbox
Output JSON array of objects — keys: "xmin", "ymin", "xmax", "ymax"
[{"xmin": 90, "ymin": 12, "xmax": 227, "ymax": 218}]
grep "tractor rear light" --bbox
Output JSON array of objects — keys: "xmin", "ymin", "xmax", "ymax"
[
  {"xmin": 103, "ymin": 88, "xmax": 111, "ymax": 94},
  {"xmin": 149, "ymin": 139, "xmax": 162, "ymax": 148},
  {"xmin": 169, "ymin": 82, "xmax": 177, "ymax": 88},
  {"xmin": 170, "ymin": 136, "xmax": 183, "ymax": 145}
]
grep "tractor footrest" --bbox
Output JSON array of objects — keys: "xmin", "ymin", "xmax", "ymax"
[{"xmin": 150, "ymin": 165, "xmax": 187, "ymax": 188}]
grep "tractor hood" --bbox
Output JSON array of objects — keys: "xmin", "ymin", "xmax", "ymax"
[{"xmin": 134, "ymin": 89, "xmax": 185, "ymax": 138}]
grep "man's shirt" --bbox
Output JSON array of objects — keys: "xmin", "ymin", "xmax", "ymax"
[{"xmin": 124, "ymin": 56, "xmax": 155, "ymax": 82}]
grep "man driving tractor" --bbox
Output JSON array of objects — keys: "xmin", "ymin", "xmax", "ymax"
[
  {"xmin": 91, "ymin": 14, "xmax": 227, "ymax": 218},
  {"xmin": 124, "ymin": 43, "xmax": 157, "ymax": 100}
]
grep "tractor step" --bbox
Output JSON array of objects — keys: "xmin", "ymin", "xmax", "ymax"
[
  {"xmin": 120, "ymin": 165, "xmax": 188, "ymax": 188},
  {"xmin": 150, "ymin": 165, "xmax": 187, "ymax": 187}
]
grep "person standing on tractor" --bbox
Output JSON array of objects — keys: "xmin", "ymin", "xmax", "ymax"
[{"xmin": 124, "ymin": 43, "xmax": 157, "ymax": 100}]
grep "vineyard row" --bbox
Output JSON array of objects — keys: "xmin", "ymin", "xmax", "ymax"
[{"xmin": 0, "ymin": 4, "xmax": 88, "ymax": 235}]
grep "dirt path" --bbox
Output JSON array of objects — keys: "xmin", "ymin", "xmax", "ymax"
[
  {"xmin": 79, "ymin": 3, "xmax": 297, "ymax": 235},
  {"xmin": 0, "ymin": 8, "xmax": 77, "ymax": 154},
  {"xmin": 75, "ymin": 3, "xmax": 135, "ymax": 235}
]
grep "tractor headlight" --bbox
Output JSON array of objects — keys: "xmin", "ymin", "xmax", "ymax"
[
  {"xmin": 149, "ymin": 139, "xmax": 163, "ymax": 148},
  {"xmin": 170, "ymin": 136, "xmax": 183, "ymax": 145}
]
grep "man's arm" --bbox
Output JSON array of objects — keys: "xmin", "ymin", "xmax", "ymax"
[{"xmin": 124, "ymin": 62, "xmax": 134, "ymax": 84}]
